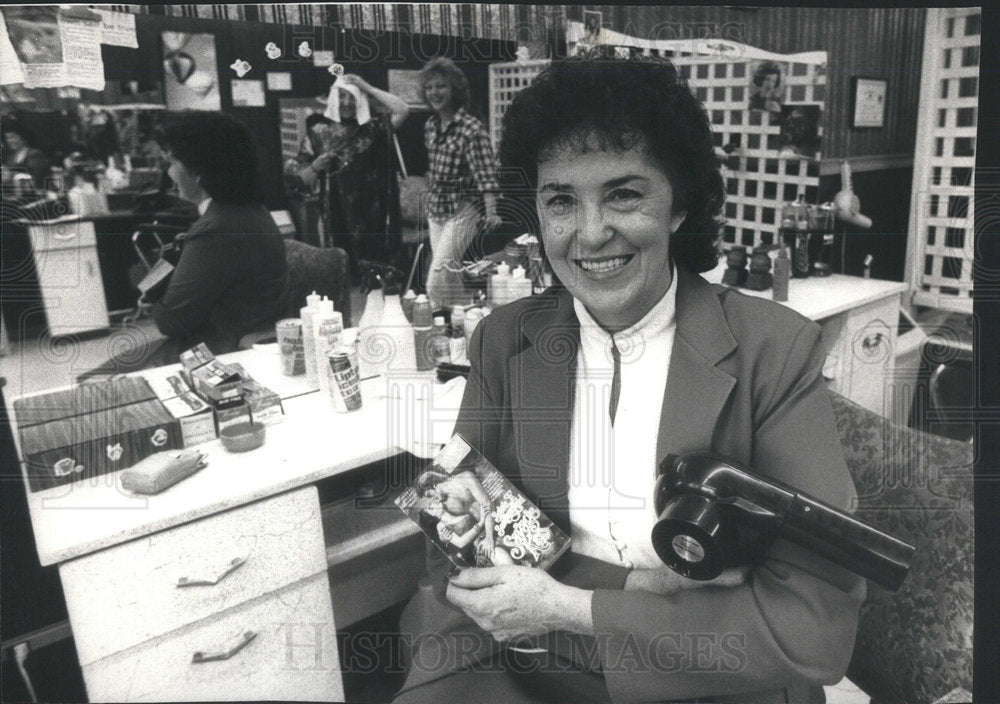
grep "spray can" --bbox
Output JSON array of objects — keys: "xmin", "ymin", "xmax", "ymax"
[
  {"xmin": 772, "ymin": 246, "xmax": 791, "ymax": 302},
  {"xmin": 449, "ymin": 306, "xmax": 467, "ymax": 365},
  {"xmin": 412, "ymin": 294, "xmax": 435, "ymax": 371}
]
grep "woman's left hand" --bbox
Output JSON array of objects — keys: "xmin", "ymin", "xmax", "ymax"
[{"xmin": 447, "ymin": 566, "xmax": 593, "ymax": 641}]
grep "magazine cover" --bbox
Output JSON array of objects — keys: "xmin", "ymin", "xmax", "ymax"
[{"xmin": 395, "ymin": 434, "xmax": 571, "ymax": 570}]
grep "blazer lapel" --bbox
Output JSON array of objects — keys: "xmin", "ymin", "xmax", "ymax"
[
  {"xmin": 509, "ymin": 290, "xmax": 579, "ymax": 523},
  {"xmin": 656, "ymin": 269, "xmax": 738, "ymax": 465}
]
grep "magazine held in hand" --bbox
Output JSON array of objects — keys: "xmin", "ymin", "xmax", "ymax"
[{"xmin": 395, "ymin": 434, "xmax": 570, "ymax": 570}]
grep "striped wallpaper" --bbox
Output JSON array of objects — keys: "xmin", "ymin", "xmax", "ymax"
[{"xmin": 102, "ymin": 4, "xmax": 564, "ymax": 42}]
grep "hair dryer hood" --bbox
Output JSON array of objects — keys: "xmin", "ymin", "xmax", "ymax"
[{"xmin": 652, "ymin": 452, "xmax": 915, "ymax": 592}]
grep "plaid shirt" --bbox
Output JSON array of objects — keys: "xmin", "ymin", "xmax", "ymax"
[{"xmin": 424, "ymin": 108, "xmax": 500, "ymax": 219}]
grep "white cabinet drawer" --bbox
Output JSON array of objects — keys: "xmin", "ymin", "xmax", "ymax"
[
  {"xmin": 82, "ymin": 572, "xmax": 343, "ymax": 702},
  {"xmin": 34, "ymin": 246, "xmax": 109, "ymax": 334},
  {"xmin": 61, "ymin": 487, "xmax": 327, "ymax": 665},
  {"xmin": 29, "ymin": 219, "xmax": 97, "ymax": 251},
  {"xmin": 819, "ymin": 294, "xmax": 900, "ymax": 415}
]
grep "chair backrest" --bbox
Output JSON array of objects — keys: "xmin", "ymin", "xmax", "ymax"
[
  {"xmin": 828, "ymin": 391, "xmax": 973, "ymax": 704},
  {"xmin": 284, "ymin": 238, "xmax": 352, "ymax": 325}
]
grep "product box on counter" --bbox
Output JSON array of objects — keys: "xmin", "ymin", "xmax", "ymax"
[
  {"xmin": 191, "ymin": 359, "xmax": 244, "ymax": 405},
  {"xmin": 144, "ymin": 371, "xmax": 194, "ymax": 404},
  {"xmin": 13, "ymin": 377, "xmax": 159, "ymax": 428},
  {"xmin": 227, "ymin": 362, "xmax": 284, "ymax": 425},
  {"xmin": 179, "ymin": 342, "xmax": 214, "ymax": 376},
  {"xmin": 19, "ymin": 399, "xmax": 182, "ymax": 493},
  {"xmin": 214, "ymin": 400, "xmax": 252, "ymax": 434},
  {"xmin": 161, "ymin": 392, "xmax": 217, "ymax": 447}
]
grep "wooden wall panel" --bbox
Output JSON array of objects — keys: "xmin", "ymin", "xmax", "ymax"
[{"xmin": 566, "ymin": 6, "xmax": 926, "ymax": 160}]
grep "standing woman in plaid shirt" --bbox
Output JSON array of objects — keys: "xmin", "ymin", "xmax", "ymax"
[{"xmin": 420, "ymin": 58, "xmax": 502, "ymax": 307}]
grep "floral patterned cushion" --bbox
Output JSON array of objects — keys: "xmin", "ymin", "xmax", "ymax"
[{"xmin": 829, "ymin": 392, "xmax": 973, "ymax": 704}]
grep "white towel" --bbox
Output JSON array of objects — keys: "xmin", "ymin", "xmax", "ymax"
[{"xmin": 324, "ymin": 80, "xmax": 371, "ymax": 125}]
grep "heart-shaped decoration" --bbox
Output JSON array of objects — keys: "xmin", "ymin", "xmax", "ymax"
[
  {"xmin": 298, "ymin": 41, "xmax": 312, "ymax": 58},
  {"xmin": 164, "ymin": 51, "xmax": 196, "ymax": 84}
]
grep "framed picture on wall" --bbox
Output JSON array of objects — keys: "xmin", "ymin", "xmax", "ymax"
[
  {"xmin": 850, "ymin": 76, "xmax": 887, "ymax": 128},
  {"xmin": 583, "ymin": 10, "xmax": 602, "ymax": 44},
  {"xmin": 388, "ymin": 69, "xmax": 428, "ymax": 110}
]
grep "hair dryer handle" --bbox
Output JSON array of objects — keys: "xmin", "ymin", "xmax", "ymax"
[{"xmin": 784, "ymin": 493, "xmax": 915, "ymax": 591}]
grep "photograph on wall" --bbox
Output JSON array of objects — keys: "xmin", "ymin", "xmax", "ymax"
[
  {"xmin": 749, "ymin": 60, "xmax": 784, "ymax": 113},
  {"xmin": 777, "ymin": 104, "xmax": 822, "ymax": 158},
  {"xmin": 162, "ymin": 31, "xmax": 220, "ymax": 110},
  {"xmin": 388, "ymin": 68, "xmax": 427, "ymax": 110},
  {"xmin": 582, "ymin": 10, "xmax": 602, "ymax": 45}
]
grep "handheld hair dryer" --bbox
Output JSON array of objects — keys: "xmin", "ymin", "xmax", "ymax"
[{"xmin": 651, "ymin": 452, "xmax": 915, "ymax": 592}]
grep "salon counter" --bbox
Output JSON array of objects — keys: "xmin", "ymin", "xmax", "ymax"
[
  {"xmin": 703, "ymin": 262, "xmax": 908, "ymax": 416},
  {"xmin": 7, "ymin": 348, "xmax": 460, "ymax": 702}
]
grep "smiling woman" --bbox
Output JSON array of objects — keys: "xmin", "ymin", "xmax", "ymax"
[{"xmin": 394, "ymin": 56, "xmax": 865, "ymax": 704}]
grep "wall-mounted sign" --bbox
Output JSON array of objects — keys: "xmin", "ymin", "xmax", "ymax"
[
  {"xmin": 266, "ymin": 71, "xmax": 292, "ymax": 91},
  {"xmin": 231, "ymin": 78, "xmax": 265, "ymax": 107},
  {"xmin": 851, "ymin": 77, "xmax": 887, "ymax": 129}
]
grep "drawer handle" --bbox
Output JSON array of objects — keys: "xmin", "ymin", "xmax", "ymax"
[
  {"xmin": 53, "ymin": 228, "xmax": 78, "ymax": 241},
  {"xmin": 177, "ymin": 556, "xmax": 246, "ymax": 587},
  {"xmin": 861, "ymin": 332, "xmax": 884, "ymax": 355},
  {"xmin": 191, "ymin": 630, "xmax": 257, "ymax": 663}
]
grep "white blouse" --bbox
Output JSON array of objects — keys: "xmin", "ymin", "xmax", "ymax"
[{"xmin": 567, "ymin": 268, "xmax": 678, "ymax": 570}]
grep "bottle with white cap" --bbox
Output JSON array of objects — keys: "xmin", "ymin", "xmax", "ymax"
[
  {"xmin": 508, "ymin": 265, "xmax": 533, "ymax": 301},
  {"xmin": 300, "ymin": 290, "xmax": 323, "ymax": 388},
  {"xmin": 431, "ymin": 315, "xmax": 451, "ymax": 365},
  {"xmin": 313, "ymin": 297, "xmax": 344, "ymax": 397},
  {"xmin": 449, "ymin": 306, "xmax": 467, "ymax": 365},
  {"xmin": 489, "ymin": 261, "xmax": 511, "ymax": 308},
  {"xmin": 401, "ymin": 289, "xmax": 417, "ymax": 323}
]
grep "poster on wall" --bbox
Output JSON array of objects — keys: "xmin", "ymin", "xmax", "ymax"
[
  {"xmin": 231, "ymin": 78, "xmax": 265, "ymax": 107},
  {"xmin": 162, "ymin": 31, "xmax": 221, "ymax": 111},
  {"xmin": 777, "ymin": 104, "xmax": 822, "ymax": 158},
  {"xmin": 0, "ymin": 6, "xmax": 105, "ymax": 90},
  {"xmin": 388, "ymin": 69, "xmax": 427, "ymax": 109},
  {"xmin": 749, "ymin": 61, "xmax": 784, "ymax": 114}
]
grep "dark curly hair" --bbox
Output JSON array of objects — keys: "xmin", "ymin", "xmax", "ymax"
[
  {"xmin": 752, "ymin": 61, "xmax": 782, "ymax": 88},
  {"xmin": 498, "ymin": 56, "xmax": 724, "ymax": 274},
  {"xmin": 161, "ymin": 111, "xmax": 259, "ymax": 205}
]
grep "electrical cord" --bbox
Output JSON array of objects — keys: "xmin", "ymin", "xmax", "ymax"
[{"xmin": 13, "ymin": 642, "xmax": 38, "ymax": 703}]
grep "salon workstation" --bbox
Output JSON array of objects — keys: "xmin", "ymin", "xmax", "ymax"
[{"xmin": 0, "ymin": 5, "xmax": 980, "ymax": 704}]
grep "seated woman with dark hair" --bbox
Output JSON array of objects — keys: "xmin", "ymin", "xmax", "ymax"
[
  {"xmin": 394, "ymin": 56, "xmax": 864, "ymax": 704},
  {"xmin": 149, "ymin": 111, "xmax": 289, "ymax": 355}
]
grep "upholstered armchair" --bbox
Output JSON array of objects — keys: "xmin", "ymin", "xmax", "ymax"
[{"xmin": 829, "ymin": 392, "xmax": 973, "ymax": 704}]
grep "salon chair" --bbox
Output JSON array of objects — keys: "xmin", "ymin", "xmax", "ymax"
[
  {"xmin": 237, "ymin": 239, "xmax": 351, "ymax": 350},
  {"xmin": 829, "ymin": 392, "xmax": 973, "ymax": 703}
]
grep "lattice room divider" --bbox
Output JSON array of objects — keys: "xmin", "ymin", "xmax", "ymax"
[
  {"xmin": 489, "ymin": 38, "xmax": 826, "ymax": 250},
  {"xmin": 905, "ymin": 7, "xmax": 979, "ymax": 314}
]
